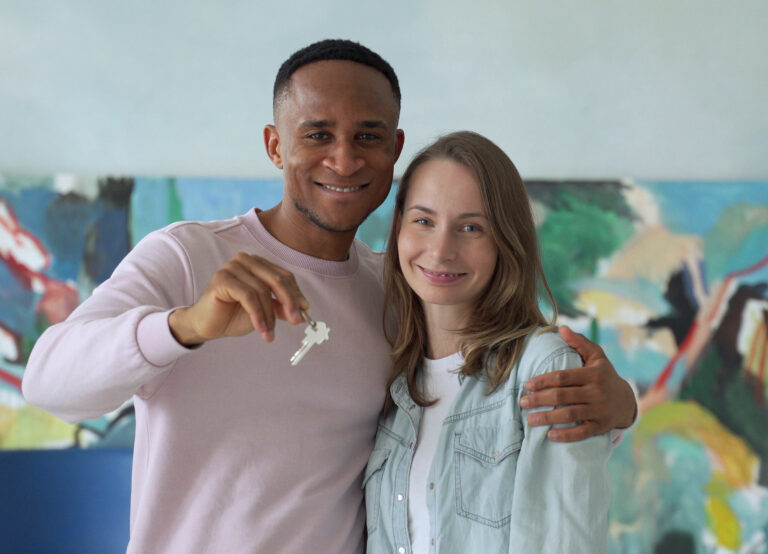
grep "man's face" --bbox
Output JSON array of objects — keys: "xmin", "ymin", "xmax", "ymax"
[{"xmin": 266, "ymin": 60, "xmax": 404, "ymax": 233}]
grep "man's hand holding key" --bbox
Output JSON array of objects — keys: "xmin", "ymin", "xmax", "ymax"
[{"xmin": 168, "ymin": 252, "xmax": 310, "ymax": 347}]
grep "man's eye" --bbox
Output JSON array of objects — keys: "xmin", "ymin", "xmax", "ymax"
[
  {"xmin": 358, "ymin": 133, "xmax": 381, "ymax": 141},
  {"xmin": 307, "ymin": 132, "xmax": 330, "ymax": 140}
]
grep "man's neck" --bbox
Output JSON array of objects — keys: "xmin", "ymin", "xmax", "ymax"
[{"xmin": 257, "ymin": 205, "xmax": 356, "ymax": 261}]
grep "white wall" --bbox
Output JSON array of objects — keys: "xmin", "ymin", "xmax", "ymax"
[{"xmin": 1, "ymin": 0, "xmax": 766, "ymax": 179}]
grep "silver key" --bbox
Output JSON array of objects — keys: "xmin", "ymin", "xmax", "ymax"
[{"xmin": 290, "ymin": 310, "xmax": 330, "ymax": 366}]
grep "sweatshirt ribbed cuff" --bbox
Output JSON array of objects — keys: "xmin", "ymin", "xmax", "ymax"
[{"xmin": 136, "ymin": 309, "xmax": 201, "ymax": 367}]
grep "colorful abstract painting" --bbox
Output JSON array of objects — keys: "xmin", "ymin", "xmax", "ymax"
[{"xmin": 1, "ymin": 174, "xmax": 766, "ymax": 553}]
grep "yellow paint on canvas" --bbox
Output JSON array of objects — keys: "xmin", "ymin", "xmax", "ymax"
[
  {"xmin": 575, "ymin": 289, "xmax": 653, "ymax": 325},
  {"xmin": 0, "ymin": 404, "xmax": 76, "ymax": 448},
  {"xmin": 603, "ymin": 225, "xmax": 702, "ymax": 286},
  {"xmin": 706, "ymin": 496, "xmax": 741, "ymax": 549},
  {"xmin": 636, "ymin": 401, "xmax": 757, "ymax": 488}
]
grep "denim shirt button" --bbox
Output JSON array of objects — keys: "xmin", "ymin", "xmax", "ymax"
[
  {"xmin": 429, "ymin": 482, "xmax": 435, "ymax": 490},
  {"xmin": 398, "ymin": 548, "xmax": 405, "ymax": 554},
  {"xmin": 397, "ymin": 493, "xmax": 404, "ymax": 501}
]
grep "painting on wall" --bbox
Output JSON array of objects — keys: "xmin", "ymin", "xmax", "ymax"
[{"xmin": 1, "ymin": 174, "xmax": 766, "ymax": 553}]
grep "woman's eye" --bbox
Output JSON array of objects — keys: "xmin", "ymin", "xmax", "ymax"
[
  {"xmin": 462, "ymin": 224, "xmax": 480, "ymax": 232},
  {"xmin": 414, "ymin": 218, "xmax": 430, "ymax": 226}
]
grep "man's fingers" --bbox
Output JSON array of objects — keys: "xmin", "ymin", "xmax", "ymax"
[
  {"xmin": 524, "ymin": 367, "xmax": 595, "ymax": 392},
  {"xmin": 527, "ymin": 405, "xmax": 597, "ymax": 427},
  {"xmin": 520, "ymin": 383, "xmax": 601, "ymax": 410},
  {"xmin": 235, "ymin": 254, "xmax": 308, "ymax": 324},
  {"xmin": 546, "ymin": 421, "xmax": 602, "ymax": 442},
  {"xmin": 188, "ymin": 253, "xmax": 311, "ymax": 343},
  {"xmin": 227, "ymin": 262, "xmax": 277, "ymax": 332},
  {"xmin": 218, "ymin": 269, "xmax": 274, "ymax": 339},
  {"xmin": 558, "ymin": 325, "xmax": 605, "ymax": 365}
]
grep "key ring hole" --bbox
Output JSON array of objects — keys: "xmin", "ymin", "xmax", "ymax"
[{"xmin": 300, "ymin": 308, "xmax": 316, "ymax": 329}]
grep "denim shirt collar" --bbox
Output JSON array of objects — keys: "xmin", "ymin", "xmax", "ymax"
[
  {"xmin": 390, "ymin": 373, "xmax": 416, "ymax": 412},
  {"xmin": 389, "ymin": 369, "xmax": 469, "ymax": 408}
]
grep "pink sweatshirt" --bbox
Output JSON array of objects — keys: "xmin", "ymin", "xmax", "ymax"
[{"xmin": 23, "ymin": 209, "xmax": 393, "ymax": 553}]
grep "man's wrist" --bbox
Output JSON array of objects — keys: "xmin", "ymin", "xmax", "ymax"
[
  {"xmin": 617, "ymin": 380, "xmax": 638, "ymax": 429},
  {"xmin": 168, "ymin": 308, "xmax": 204, "ymax": 347}
]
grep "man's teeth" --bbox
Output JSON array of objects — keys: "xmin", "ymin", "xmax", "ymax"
[{"xmin": 324, "ymin": 184, "xmax": 361, "ymax": 192}]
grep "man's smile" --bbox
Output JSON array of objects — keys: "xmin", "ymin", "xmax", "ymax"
[{"xmin": 315, "ymin": 181, "xmax": 370, "ymax": 193}]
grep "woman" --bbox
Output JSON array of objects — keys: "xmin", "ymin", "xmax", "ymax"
[{"xmin": 364, "ymin": 131, "xmax": 610, "ymax": 553}]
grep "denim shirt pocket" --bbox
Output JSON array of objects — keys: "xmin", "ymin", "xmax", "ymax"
[
  {"xmin": 362, "ymin": 448, "xmax": 391, "ymax": 535},
  {"xmin": 453, "ymin": 423, "xmax": 523, "ymax": 528}
]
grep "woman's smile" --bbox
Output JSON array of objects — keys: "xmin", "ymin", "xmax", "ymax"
[{"xmin": 417, "ymin": 265, "xmax": 468, "ymax": 284}]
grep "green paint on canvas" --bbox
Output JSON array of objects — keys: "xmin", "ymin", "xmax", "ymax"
[
  {"xmin": 590, "ymin": 317, "xmax": 600, "ymax": 343},
  {"xmin": 704, "ymin": 203, "xmax": 768, "ymax": 281},
  {"xmin": 167, "ymin": 178, "xmax": 183, "ymax": 223},
  {"xmin": 681, "ymin": 345, "xmax": 768, "ymax": 479},
  {"xmin": 536, "ymin": 191, "xmax": 634, "ymax": 315},
  {"xmin": 526, "ymin": 181, "xmax": 636, "ymax": 220}
]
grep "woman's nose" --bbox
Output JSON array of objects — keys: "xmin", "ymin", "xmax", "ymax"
[{"xmin": 428, "ymin": 229, "xmax": 457, "ymax": 262}]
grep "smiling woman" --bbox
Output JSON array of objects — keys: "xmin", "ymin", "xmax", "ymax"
[
  {"xmin": 366, "ymin": 131, "xmax": 611, "ymax": 554},
  {"xmin": 396, "ymin": 159, "xmax": 498, "ymax": 331}
]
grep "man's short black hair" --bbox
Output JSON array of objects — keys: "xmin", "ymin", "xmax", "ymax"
[{"xmin": 273, "ymin": 39, "xmax": 401, "ymax": 113}]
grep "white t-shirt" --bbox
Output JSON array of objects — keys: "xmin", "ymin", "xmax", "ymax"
[{"xmin": 408, "ymin": 351, "xmax": 464, "ymax": 552}]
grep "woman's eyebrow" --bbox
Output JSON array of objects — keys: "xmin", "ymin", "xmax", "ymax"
[
  {"xmin": 405, "ymin": 205, "xmax": 487, "ymax": 218},
  {"xmin": 405, "ymin": 205, "xmax": 435, "ymax": 214}
]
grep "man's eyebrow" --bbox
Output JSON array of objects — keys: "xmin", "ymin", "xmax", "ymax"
[
  {"xmin": 405, "ymin": 205, "xmax": 487, "ymax": 219},
  {"xmin": 299, "ymin": 120, "xmax": 388, "ymax": 129},
  {"xmin": 359, "ymin": 120, "xmax": 387, "ymax": 129},
  {"xmin": 300, "ymin": 120, "xmax": 334, "ymax": 128}
]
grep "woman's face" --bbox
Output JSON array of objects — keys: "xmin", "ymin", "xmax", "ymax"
[{"xmin": 397, "ymin": 159, "xmax": 498, "ymax": 320}]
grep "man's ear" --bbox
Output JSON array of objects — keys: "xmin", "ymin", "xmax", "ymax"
[
  {"xmin": 393, "ymin": 129, "xmax": 405, "ymax": 163},
  {"xmin": 264, "ymin": 125, "xmax": 283, "ymax": 169}
]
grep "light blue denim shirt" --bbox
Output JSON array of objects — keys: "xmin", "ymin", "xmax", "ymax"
[{"xmin": 364, "ymin": 331, "xmax": 611, "ymax": 554}]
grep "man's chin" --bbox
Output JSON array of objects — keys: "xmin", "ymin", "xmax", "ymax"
[
  {"xmin": 313, "ymin": 220, "xmax": 360, "ymax": 233},
  {"xmin": 295, "ymin": 202, "xmax": 365, "ymax": 234}
]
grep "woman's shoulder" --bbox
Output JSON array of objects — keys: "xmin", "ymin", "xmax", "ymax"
[{"xmin": 516, "ymin": 327, "xmax": 581, "ymax": 381}]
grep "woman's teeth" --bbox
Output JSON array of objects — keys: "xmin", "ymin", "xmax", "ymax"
[{"xmin": 424, "ymin": 269, "xmax": 461, "ymax": 277}]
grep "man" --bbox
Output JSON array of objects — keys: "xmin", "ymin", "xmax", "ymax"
[{"xmin": 23, "ymin": 39, "xmax": 635, "ymax": 552}]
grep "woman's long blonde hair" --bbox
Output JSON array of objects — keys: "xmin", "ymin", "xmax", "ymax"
[{"xmin": 382, "ymin": 131, "xmax": 557, "ymax": 411}]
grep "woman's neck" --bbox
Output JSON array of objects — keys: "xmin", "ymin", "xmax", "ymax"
[{"xmin": 423, "ymin": 303, "xmax": 470, "ymax": 359}]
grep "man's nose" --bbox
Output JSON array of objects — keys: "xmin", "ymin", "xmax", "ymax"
[{"xmin": 323, "ymin": 140, "xmax": 365, "ymax": 176}]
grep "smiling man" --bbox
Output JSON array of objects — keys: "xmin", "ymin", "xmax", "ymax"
[{"xmin": 23, "ymin": 40, "xmax": 636, "ymax": 553}]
